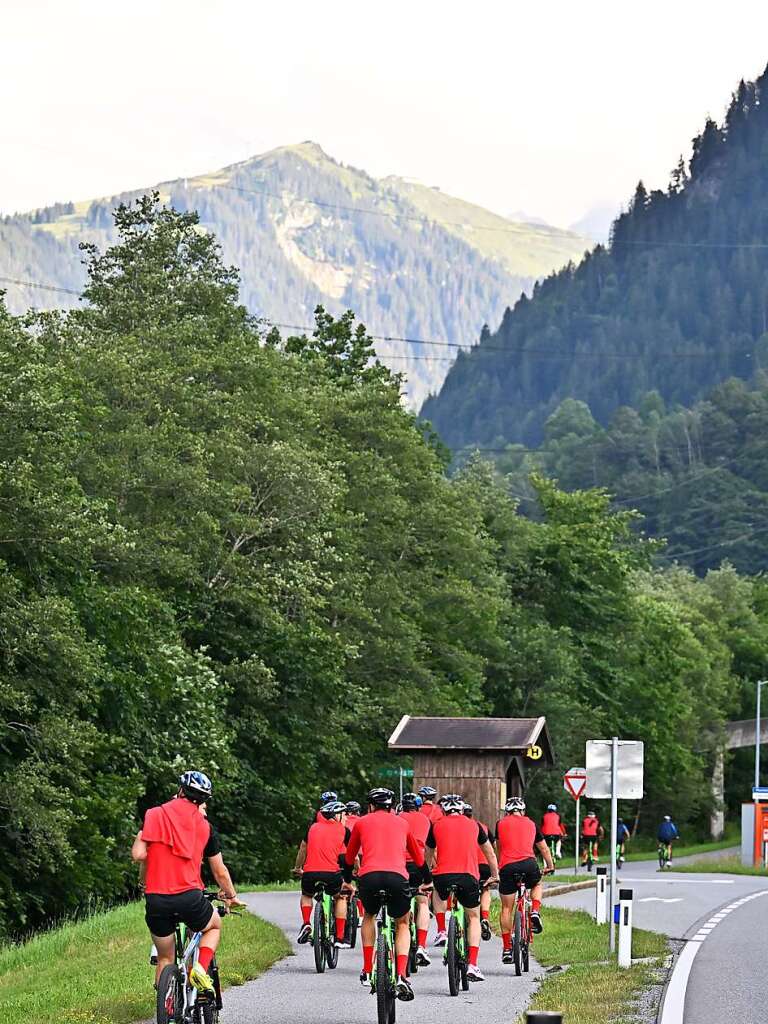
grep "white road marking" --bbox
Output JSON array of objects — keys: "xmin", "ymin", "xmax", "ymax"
[
  {"xmin": 639, "ymin": 897, "xmax": 683, "ymax": 903},
  {"xmin": 659, "ymin": 888, "xmax": 768, "ymax": 1024},
  {"xmin": 621, "ymin": 877, "xmax": 734, "ymax": 884}
]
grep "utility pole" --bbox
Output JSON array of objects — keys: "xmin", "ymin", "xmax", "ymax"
[{"xmin": 756, "ymin": 681, "xmax": 767, "ymax": 790}]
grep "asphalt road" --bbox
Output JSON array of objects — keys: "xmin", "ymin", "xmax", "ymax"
[
  {"xmin": 224, "ymin": 890, "xmax": 541, "ymax": 1023},
  {"xmin": 549, "ymin": 849, "xmax": 768, "ymax": 1023}
]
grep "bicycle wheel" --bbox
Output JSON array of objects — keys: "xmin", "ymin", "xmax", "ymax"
[
  {"xmin": 446, "ymin": 915, "xmax": 460, "ymax": 996},
  {"xmin": 156, "ymin": 964, "xmax": 182, "ymax": 1024},
  {"xmin": 313, "ymin": 900, "xmax": 326, "ymax": 973},
  {"xmin": 376, "ymin": 933, "xmax": 395, "ymax": 1024},
  {"xmin": 512, "ymin": 910, "xmax": 522, "ymax": 976},
  {"xmin": 200, "ymin": 999, "xmax": 219, "ymax": 1024},
  {"xmin": 346, "ymin": 899, "xmax": 359, "ymax": 949},
  {"xmin": 658, "ymin": 847, "xmax": 665, "ymax": 870},
  {"xmin": 326, "ymin": 931, "xmax": 339, "ymax": 970},
  {"xmin": 408, "ymin": 939, "xmax": 418, "ymax": 975}
]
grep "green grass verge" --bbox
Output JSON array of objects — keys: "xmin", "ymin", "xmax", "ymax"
[
  {"xmin": 672, "ymin": 855, "xmax": 768, "ymax": 876},
  {"xmin": 0, "ymin": 899, "xmax": 289, "ymax": 1024},
  {"xmin": 241, "ymin": 880, "xmax": 301, "ymax": 892},
  {"xmin": 491, "ymin": 903, "xmax": 668, "ymax": 1024},
  {"xmin": 545, "ymin": 872, "xmax": 595, "ymax": 886},
  {"xmin": 624, "ymin": 834, "xmax": 737, "ymax": 862}
]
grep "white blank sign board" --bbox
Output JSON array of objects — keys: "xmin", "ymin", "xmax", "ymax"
[{"xmin": 585, "ymin": 740, "xmax": 644, "ymax": 799}]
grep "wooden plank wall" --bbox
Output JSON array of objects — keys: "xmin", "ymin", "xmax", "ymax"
[{"xmin": 413, "ymin": 752, "xmax": 512, "ymax": 833}]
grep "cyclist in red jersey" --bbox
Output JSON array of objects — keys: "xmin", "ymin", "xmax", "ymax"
[
  {"xmin": 495, "ymin": 796, "xmax": 553, "ymax": 962},
  {"xmin": 344, "ymin": 787, "xmax": 426, "ymax": 1002},
  {"xmin": 463, "ymin": 803, "xmax": 494, "ymax": 941},
  {"xmin": 425, "ymin": 794, "xmax": 499, "ymax": 982},
  {"xmin": 293, "ymin": 801, "xmax": 351, "ymax": 946},
  {"xmin": 581, "ymin": 810, "xmax": 604, "ymax": 867},
  {"xmin": 398, "ymin": 792, "xmax": 433, "ymax": 966},
  {"xmin": 541, "ymin": 803, "xmax": 567, "ymax": 861},
  {"xmin": 417, "ymin": 786, "xmax": 444, "ymax": 823},
  {"xmin": 131, "ymin": 771, "xmax": 240, "ymax": 993}
]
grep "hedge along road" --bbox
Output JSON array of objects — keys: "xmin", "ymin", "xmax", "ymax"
[
  {"xmin": 223, "ymin": 890, "xmax": 540, "ymax": 1023},
  {"xmin": 547, "ymin": 851, "xmax": 768, "ymax": 1023}
]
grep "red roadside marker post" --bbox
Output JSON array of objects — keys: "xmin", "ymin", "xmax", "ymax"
[{"xmin": 563, "ymin": 767, "xmax": 587, "ymax": 874}]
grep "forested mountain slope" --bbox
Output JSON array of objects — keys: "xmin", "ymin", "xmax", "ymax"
[
  {"xmin": 422, "ymin": 65, "xmax": 768, "ymax": 442},
  {"xmin": 0, "ymin": 142, "xmax": 588, "ymax": 406}
]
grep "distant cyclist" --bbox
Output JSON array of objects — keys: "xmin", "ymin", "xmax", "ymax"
[
  {"xmin": 426, "ymin": 794, "xmax": 499, "ymax": 982},
  {"xmin": 294, "ymin": 801, "xmax": 351, "ymax": 947},
  {"xmin": 418, "ymin": 786, "xmax": 444, "ymax": 823},
  {"xmin": 541, "ymin": 804, "xmax": 566, "ymax": 861},
  {"xmin": 344, "ymin": 787, "xmax": 426, "ymax": 1002},
  {"xmin": 131, "ymin": 771, "xmax": 240, "ymax": 993},
  {"xmin": 345, "ymin": 800, "xmax": 362, "ymax": 826},
  {"xmin": 464, "ymin": 803, "xmax": 493, "ymax": 940},
  {"xmin": 399, "ymin": 792, "xmax": 432, "ymax": 965},
  {"xmin": 581, "ymin": 810, "xmax": 604, "ymax": 867},
  {"xmin": 657, "ymin": 815, "xmax": 679, "ymax": 865},
  {"xmin": 495, "ymin": 796, "xmax": 554, "ymax": 960},
  {"xmin": 616, "ymin": 817, "xmax": 631, "ymax": 863}
]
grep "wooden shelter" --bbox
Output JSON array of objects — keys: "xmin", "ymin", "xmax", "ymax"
[{"xmin": 388, "ymin": 716, "xmax": 554, "ymax": 829}]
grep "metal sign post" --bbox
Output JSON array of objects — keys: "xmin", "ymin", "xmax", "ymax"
[
  {"xmin": 575, "ymin": 796, "xmax": 580, "ymax": 874},
  {"xmin": 585, "ymin": 738, "xmax": 644, "ymax": 956}
]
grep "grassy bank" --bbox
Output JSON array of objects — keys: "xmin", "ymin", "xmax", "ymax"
[
  {"xmin": 672, "ymin": 856, "xmax": 768, "ymax": 876},
  {"xmin": 492, "ymin": 904, "xmax": 668, "ymax": 1024},
  {"xmin": 623, "ymin": 823, "xmax": 738, "ymax": 862},
  {"xmin": 0, "ymin": 900, "xmax": 289, "ymax": 1024}
]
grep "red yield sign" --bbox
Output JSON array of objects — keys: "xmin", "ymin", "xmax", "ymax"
[{"xmin": 564, "ymin": 766, "xmax": 587, "ymax": 801}]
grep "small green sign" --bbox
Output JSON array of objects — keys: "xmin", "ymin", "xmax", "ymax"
[{"xmin": 379, "ymin": 768, "xmax": 414, "ymax": 778}]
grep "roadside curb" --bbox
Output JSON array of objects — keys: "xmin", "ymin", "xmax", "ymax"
[{"xmin": 544, "ymin": 880, "xmax": 596, "ymax": 897}]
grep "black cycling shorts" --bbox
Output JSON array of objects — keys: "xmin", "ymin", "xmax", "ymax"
[
  {"xmin": 358, "ymin": 871, "xmax": 410, "ymax": 919},
  {"xmin": 301, "ymin": 870, "xmax": 343, "ymax": 898},
  {"xmin": 478, "ymin": 863, "xmax": 492, "ymax": 882},
  {"xmin": 432, "ymin": 872, "xmax": 481, "ymax": 909},
  {"xmin": 543, "ymin": 835, "xmax": 560, "ymax": 846},
  {"xmin": 145, "ymin": 889, "xmax": 214, "ymax": 938},
  {"xmin": 499, "ymin": 859, "xmax": 541, "ymax": 895}
]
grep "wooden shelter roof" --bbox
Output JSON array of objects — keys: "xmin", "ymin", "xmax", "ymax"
[{"xmin": 388, "ymin": 716, "xmax": 554, "ymax": 764}]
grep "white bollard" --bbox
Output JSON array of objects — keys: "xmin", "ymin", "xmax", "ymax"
[
  {"xmin": 595, "ymin": 866, "xmax": 608, "ymax": 924},
  {"xmin": 618, "ymin": 888, "xmax": 633, "ymax": 967}
]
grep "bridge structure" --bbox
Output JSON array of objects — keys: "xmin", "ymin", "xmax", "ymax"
[{"xmin": 711, "ymin": 718, "xmax": 768, "ymax": 837}]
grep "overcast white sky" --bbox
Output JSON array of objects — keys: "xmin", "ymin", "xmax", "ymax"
[{"xmin": 3, "ymin": 1, "xmax": 768, "ymax": 226}]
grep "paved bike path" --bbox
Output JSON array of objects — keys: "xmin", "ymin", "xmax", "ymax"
[{"xmin": 222, "ymin": 891, "xmax": 542, "ymax": 1023}]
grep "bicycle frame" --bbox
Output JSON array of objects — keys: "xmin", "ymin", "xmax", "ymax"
[
  {"xmin": 312, "ymin": 885, "xmax": 334, "ymax": 943},
  {"xmin": 443, "ymin": 892, "xmax": 467, "ymax": 964}
]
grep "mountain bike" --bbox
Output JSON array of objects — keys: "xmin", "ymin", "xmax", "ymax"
[
  {"xmin": 370, "ymin": 890, "xmax": 397, "ymax": 1024},
  {"xmin": 311, "ymin": 880, "xmax": 339, "ymax": 973},
  {"xmin": 658, "ymin": 842, "xmax": 672, "ymax": 870},
  {"xmin": 509, "ymin": 873, "xmax": 533, "ymax": 977},
  {"xmin": 443, "ymin": 885, "xmax": 470, "ymax": 996},
  {"xmin": 407, "ymin": 888, "xmax": 422, "ymax": 975},
  {"xmin": 156, "ymin": 891, "xmax": 232, "ymax": 1024},
  {"xmin": 582, "ymin": 840, "xmax": 599, "ymax": 871},
  {"xmin": 615, "ymin": 842, "xmax": 625, "ymax": 869}
]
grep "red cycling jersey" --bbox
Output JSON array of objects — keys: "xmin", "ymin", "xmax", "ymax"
[
  {"xmin": 344, "ymin": 810, "xmax": 423, "ymax": 878},
  {"xmin": 582, "ymin": 817, "xmax": 600, "ymax": 838},
  {"xmin": 420, "ymin": 802, "xmax": 444, "ymax": 824},
  {"xmin": 304, "ymin": 818, "xmax": 350, "ymax": 872},
  {"xmin": 495, "ymin": 815, "xmax": 542, "ymax": 867},
  {"xmin": 141, "ymin": 798, "xmax": 212, "ymax": 895},
  {"xmin": 400, "ymin": 809, "xmax": 431, "ymax": 861},
  {"xmin": 542, "ymin": 811, "xmax": 566, "ymax": 836},
  {"xmin": 427, "ymin": 815, "xmax": 488, "ymax": 877}
]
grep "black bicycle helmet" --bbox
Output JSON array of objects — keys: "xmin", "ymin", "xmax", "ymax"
[
  {"xmin": 401, "ymin": 792, "xmax": 423, "ymax": 811},
  {"xmin": 418, "ymin": 785, "xmax": 437, "ymax": 799},
  {"xmin": 463, "ymin": 803, "xmax": 474, "ymax": 817},
  {"xmin": 179, "ymin": 770, "xmax": 212, "ymax": 804},
  {"xmin": 346, "ymin": 800, "xmax": 362, "ymax": 816},
  {"xmin": 320, "ymin": 801, "xmax": 347, "ymax": 820},
  {"xmin": 320, "ymin": 790, "xmax": 338, "ymax": 805},
  {"xmin": 367, "ymin": 787, "xmax": 395, "ymax": 809}
]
